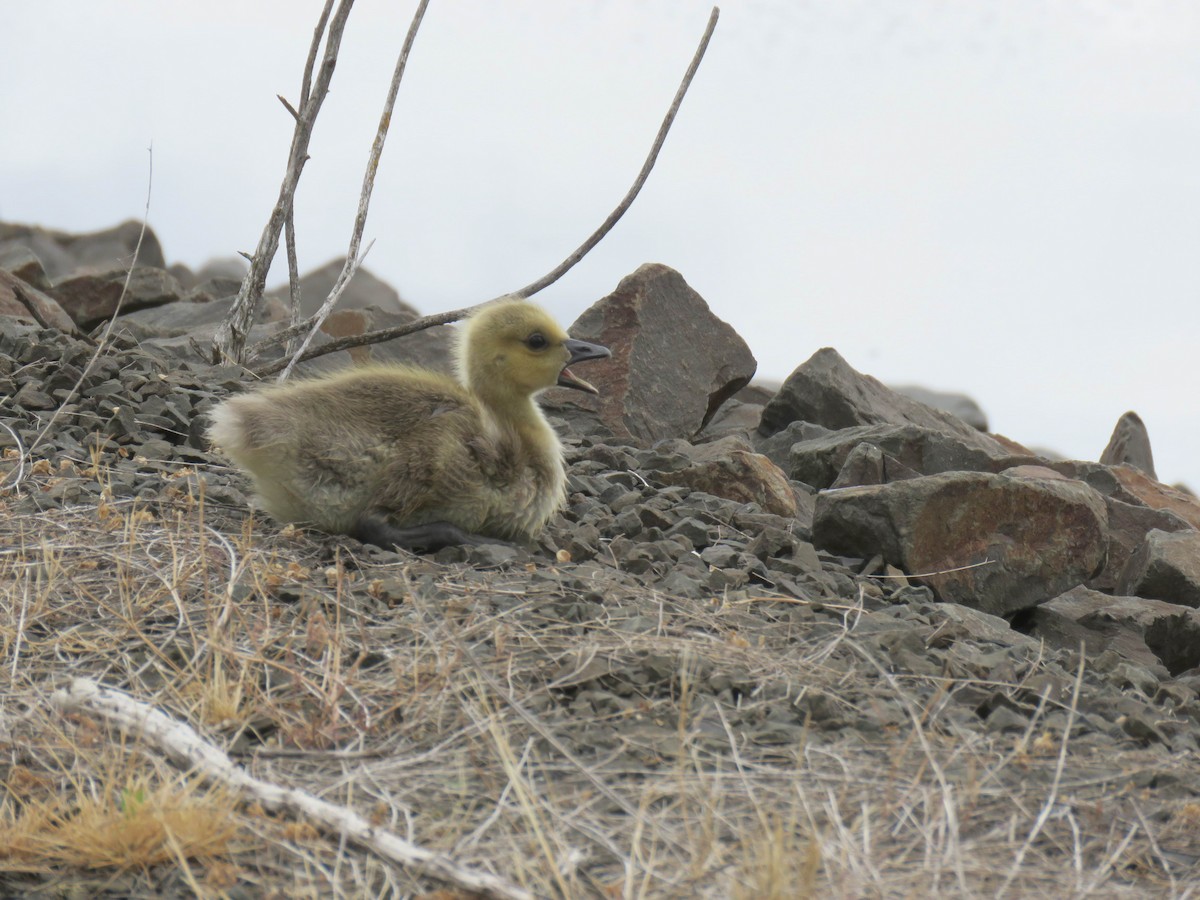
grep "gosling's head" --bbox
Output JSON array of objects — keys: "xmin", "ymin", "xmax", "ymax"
[{"xmin": 456, "ymin": 297, "xmax": 610, "ymax": 401}]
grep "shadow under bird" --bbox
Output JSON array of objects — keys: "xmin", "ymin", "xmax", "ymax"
[{"xmin": 207, "ymin": 297, "xmax": 610, "ymax": 551}]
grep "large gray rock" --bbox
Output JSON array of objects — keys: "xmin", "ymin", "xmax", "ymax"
[
  {"xmin": 813, "ymin": 470, "xmax": 1109, "ymax": 616},
  {"xmin": 268, "ymin": 257, "xmax": 414, "ymax": 316},
  {"xmin": 1038, "ymin": 585, "xmax": 1200, "ymax": 677},
  {"xmin": 759, "ymin": 348, "xmax": 1002, "ymax": 445},
  {"xmin": 0, "ymin": 219, "xmax": 165, "ymax": 281},
  {"xmin": 890, "ymin": 384, "xmax": 988, "ymax": 431},
  {"xmin": 1119, "ymin": 530, "xmax": 1200, "ymax": 608},
  {"xmin": 554, "ymin": 263, "xmax": 756, "ymax": 443}
]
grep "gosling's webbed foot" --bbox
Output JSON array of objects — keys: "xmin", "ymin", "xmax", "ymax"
[{"xmin": 352, "ymin": 515, "xmax": 515, "ymax": 554}]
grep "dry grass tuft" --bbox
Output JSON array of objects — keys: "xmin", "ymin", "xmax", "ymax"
[{"xmin": 2, "ymin": 766, "xmax": 238, "ymax": 872}]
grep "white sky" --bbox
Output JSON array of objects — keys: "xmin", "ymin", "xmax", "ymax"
[{"xmin": 3, "ymin": 1, "xmax": 1199, "ymax": 486}]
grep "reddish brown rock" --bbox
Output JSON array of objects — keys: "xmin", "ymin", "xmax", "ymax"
[
  {"xmin": 1108, "ymin": 465, "xmax": 1200, "ymax": 530},
  {"xmin": 1119, "ymin": 530, "xmax": 1200, "ymax": 608},
  {"xmin": 813, "ymin": 470, "xmax": 1108, "ymax": 616},
  {"xmin": 654, "ymin": 435, "xmax": 798, "ymax": 518},
  {"xmin": 554, "ymin": 263, "xmax": 757, "ymax": 443},
  {"xmin": 0, "ymin": 270, "xmax": 77, "ymax": 332},
  {"xmin": 49, "ymin": 267, "xmax": 182, "ymax": 330}
]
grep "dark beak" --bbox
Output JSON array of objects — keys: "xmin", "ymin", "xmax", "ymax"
[{"xmin": 557, "ymin": 339, "xmax": 611, "ymax": 394}]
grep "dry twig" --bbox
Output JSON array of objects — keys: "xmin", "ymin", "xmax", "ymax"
[
  {"xmin": 276, "ymin": 0, "xmax": 431, "ymax": 381},
  {"xmin": 51, "ymin": 678, "xmax": 535, "ymax": 900}
]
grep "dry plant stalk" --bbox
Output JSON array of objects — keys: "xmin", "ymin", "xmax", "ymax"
[
  {"xmin": 51, "ymin": 678, "xmax": 534, "ymax": 900},
  {"xmin": 210, "ymin": 0, "xmax": 353, "ymax": 365},
  {"xmin": 242, "ymin": 5, "xmax": 721, "ymax": 378}
]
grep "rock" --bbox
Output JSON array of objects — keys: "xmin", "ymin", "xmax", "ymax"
[
  {"xmin": 0, "ymin": 244, "xmax": 52, "ymax": 290},
  {"xmin": 1089, "ymin": 497, "xmax": 1193, "ymax": 592},
  {"xmin": 314, "ymin": 305, "xmax": 455, "ymax": 373},
  {"xmin": 553, "ymin": 263, "xmax": 757, "ymax": 443},
  {"xmin": 49, "ymin": 266, "xmax": 183, "ymax": 330},
  {"xmin": 890, "ymin": 384, "xmax": 989, "ymax": 431},
  {"xmin": 1106, "ymin": 465, "xmax": 1200, "ymax": 531},
  {"xmin": 0, "ymin": 219, "xmax": 164, "ymax": 280},
  {"xmin": 0, "ymin": 270, "xmax": 77, "ymax": 332},
  {"xmin": 812, "ymin": 470, "xmax": 1109, "ymax": 616},
  {"xmin": 759, "ymin": 349, "xmax": 1009, "ymax": 451},
  {"xmin": 1100, "ymin": 411, "xmax": 1156, "ymax": 479},
  {"xmin": 772, "ymin": 423, "xmax": 1029, "ymax": 491},
  {"xmin": 829, "ymin": 441, "xmax": 886, "ymax": 488},
  {"xmin": 650, "ymin": 435, "xmax": 797, "ymax": 518},
  {"xmin": 1119, "ymin": 530, "xmax": 1200, "ymax": 608},
  {"xmin": 1038, "ymin": 585, "xmax": 1200, "ymax": 677},
  {"xmin": 269, "ymin": 257, "xmax": 413, "ymax": 316}
]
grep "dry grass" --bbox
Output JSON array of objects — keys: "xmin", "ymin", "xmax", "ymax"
[{"xmin": 2, "ymin": 451, "xmax": 1199, "ymax": 897}]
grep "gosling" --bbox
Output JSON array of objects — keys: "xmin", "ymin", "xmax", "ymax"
[{"xmin": 207, "ymin": 298, "xmax": 610, "ymax": 552}]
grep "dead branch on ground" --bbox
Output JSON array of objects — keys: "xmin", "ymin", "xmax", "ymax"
[{"xmin": 51, "ymin": 678, "xmax": 535, "ymax": 900}]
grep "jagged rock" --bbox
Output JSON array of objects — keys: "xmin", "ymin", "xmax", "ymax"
[
  {"xmin": 829, "ymin": 441, "xmax": 886, "ymax": 489},
  {"xmin": 120, "ymin": 293, "xmax": 283, "ymax": 334},
  {"xmin": 813, "ymin": 470, "xmax": 1108, "ymax": 616},
  {"xmin": 1100, "ymin": 411, "xmax": 1156, "ymax": 479},
  {"xmin": 890, "ymin": 384, "xmax": 989, "ymax": 431},
  {"xmin": 768, "ymin": 422, "xmax": 1030, "ymax": 491},
  {"xmin": 759, "ymin": 348, "xmax": 1005, "ymax": 446},
  {"xmin": 269, "ymin": 257, "xmax": 413, "ymax": 316},
  {"xmin": 1035, "ymin": 585, "xmax": 1200, "ymax": 677},
  {"xmin": 1089, "ymin": 497, "xmax": 1194, "ymax": 592},
  {"xmin": 1119, "ymin": 530, "xmax": 1200, "ymax": 608},
  {"xmin": 0, "ymin": 270, "xmax": 77, "ymax": 332},
  {"xmin": 1106, "ymin": 465, "xmax": 1200, "ymax": 530},
  {"xmin": 650, "ymin": 435, "xmax": 797, "ymax": 518},
  {"xmin": 0, "ymin": 219, "xmax": 164, "ymax": 281},
  {"xmin": 48, "ymin": 266, "xmax": 183, "ymax": 330},
  {"xmin": 553, "ymin": 263, "xmax": 756, "ymax": 443}
]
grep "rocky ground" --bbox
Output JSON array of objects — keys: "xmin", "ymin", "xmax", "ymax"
[{"xmin": 3, "ymin": 222, "xmax": 1200, "ymax": 897}]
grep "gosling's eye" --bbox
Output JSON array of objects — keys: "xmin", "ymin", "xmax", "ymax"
[{"xmin": 525, "ymin": 333, "xmax": 549, "ymax": 351}]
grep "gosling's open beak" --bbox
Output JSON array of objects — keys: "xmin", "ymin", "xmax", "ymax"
[{"xmin": 557, "ymin": 339, "xmax": 611, "ymax": 394}]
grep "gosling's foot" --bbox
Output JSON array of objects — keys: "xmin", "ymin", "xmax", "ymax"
[{"xmin": 352, "ymin": 515, "xmax": 516, "ymax": 554}]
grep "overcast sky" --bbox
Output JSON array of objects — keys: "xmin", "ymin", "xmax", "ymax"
[{"xmin": 4, "ymin": 1, "xmax": 1199, "ymax": 487}]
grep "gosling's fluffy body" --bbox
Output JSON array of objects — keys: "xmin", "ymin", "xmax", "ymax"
[{"xmin": 208, "ymin": 299, "xmax": 606, "ymax": 546}]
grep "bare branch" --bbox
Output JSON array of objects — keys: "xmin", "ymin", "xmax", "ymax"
[
  {"xmin": 283, "ymin": 206, "xmax": 302, "ymax": 357},
  {"xmin": 276, "ymin": 0, "xmax": 431, "ymax": 382},
  {"xmin": 277, "ymin": 94, "xmax": 300, "ymax": 122},
  {"xmin": 506, "ymin": 4, "xmax": 720, "ymax": 300},
  {"xmin": 250, "ymin": 5, "xmax": 720, "ymax": 377},
  {"xmin": 211, "ymin": 0, "xmax": 352, "ymax": 364}
]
